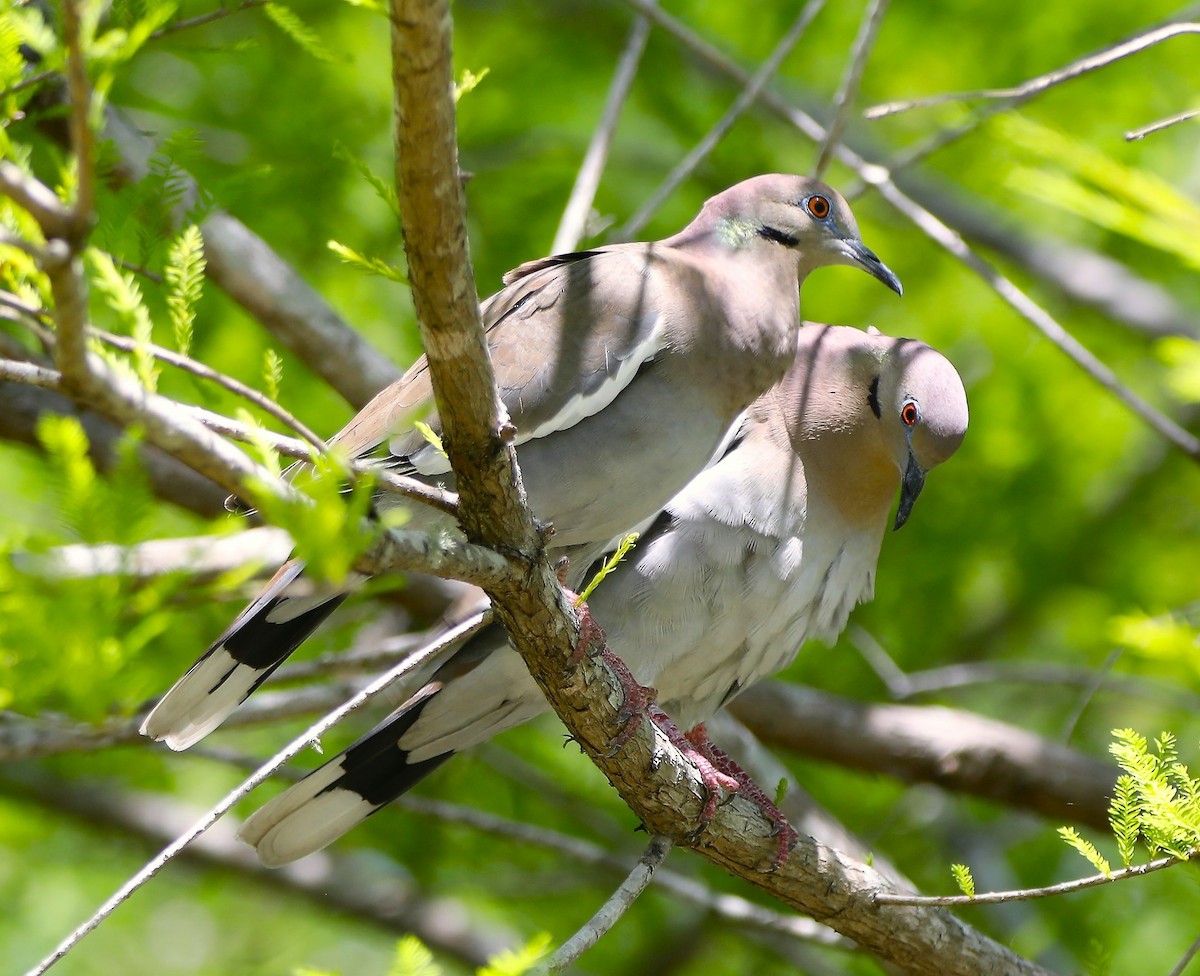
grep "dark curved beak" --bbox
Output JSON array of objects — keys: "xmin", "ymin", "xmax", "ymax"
[
  {"xmin": 841, "ymin": 238, "xmax": 903, "ymax": 297},
  {"xmin": 893, "ymin": 450, "xmax": 926, "ymax": 531}
]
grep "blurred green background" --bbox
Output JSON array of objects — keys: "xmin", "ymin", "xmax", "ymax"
[{"xmin": 2, "ymin": 0, "xmax": 1199, "ymax": 973}]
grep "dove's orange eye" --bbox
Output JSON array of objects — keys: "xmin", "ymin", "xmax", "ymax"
[
  {"xmin": 806, "ymin": 195, "xmax": 831, "ymax": 219},
  {"xmin": 901, "ymin": 401, "xmax": 920, "ymax": 427}
]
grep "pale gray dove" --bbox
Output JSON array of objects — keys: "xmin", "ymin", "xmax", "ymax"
[
  {"xmin": 141, "ymin": 176, "xmax": 901, "ymax": 751},
  {"xmin": 237, "ymin": 323, "xmax": 968, "ymax": 866}
]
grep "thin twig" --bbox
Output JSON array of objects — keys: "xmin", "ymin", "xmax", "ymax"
[
  {"xmin": 870, "ymin": 175, "xmax": 1200, "ymax": 461},
  {"xmin": 1168, "ymin": 932, "xmax": 1200, "ymax": 976},
  {"xmin": 89, "ymin": 327, "xmax": 330, "ymax": 454},
  {"xmin": 536, "ymin": 835, "xmax": 673, "ymax": 973},
  {"xmin": 149, "ymin": 0, "xmax": 271, "ymax": 40},
  {"xmin": 813, "ymin": 0, "xmax": 890, "ymax": 178},
  {"xmin": 618, "ymin": 0, "xmax": 1200, "ymax": 463},
  {"xmin": 865, "ymin": 22, "xmax": 1200, "ymax": 119},
  {"xmin": 551, "ymin": 6, "xmax": 654, "ymax": 253},
  {"xmin": 398, "ymin": 797, "xmax": 847, "ymax": 948},
  {"xmin": 0, "ymin": 357, "xmax": 60, "ymax": 389},
  {"xmin": 0, "ymin": 68, "xmax": 55, "ymax": 100},
  {"xmin": 20, "ymin": 611, "xmax": 487, "ymax": 976},
  {"xmin": 875, "ymin": 853, "xmax": 1190, "ymax": 906},
  {"xmin": 616, "ymin": 0, "xmax": 825, "ymax": 241},
  {"xmin": 1126, "ymin": 106, "xmax": 1200, "ymax": 140},
  {"xmin": 850, "ymin": 625, "xmax": 1200, "ymax": 711}
]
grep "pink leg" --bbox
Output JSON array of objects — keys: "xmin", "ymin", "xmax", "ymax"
[
  {"xmin": 565, "ymin": 596, "xmax": 740, "ymax": 817},
  {"xmin": 685, "ymin": 725, "xmax": 798, "ymax": 870}
]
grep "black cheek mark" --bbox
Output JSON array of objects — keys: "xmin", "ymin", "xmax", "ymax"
[
  {"xmin": 867, "ymin": 375, "xmax": 882, "ymax": 419},
  {"xmin": 758, "ymin": 225, "xmax": 800, "ymax": 248}
]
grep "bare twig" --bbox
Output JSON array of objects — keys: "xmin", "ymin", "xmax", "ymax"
[
  {"xmin": 552, "ymin": 6, "xmax": 654, "ymax": 253},
  {"xmin": 537, "ymin": 835, "xmax": 673, "ymax": 973},
  {"xmin": 1126, "ymin": 106, "xmax": 1200, "ymax": 140},
  {"xmin": 616, "ymin": 0, "xmax": 825, "ymax": 241},
  {"xmin": 813, "ymin": 0, "xmax": 889, "ymax": 178},
  {"xmin": 20, "ymin": 611, "xmax": 487, "ymax": 976},
  {"xmin": 864, "ymin": 22, "xmax": 1200, "ymax": 119},
  {"xmin": 0, "ymin": 380, "xmax": 229, "ymax": 516},
  {"xmin": 2, "ymin": 772, "xmax": 509, "ymax": 969},
  {"xmin": 0, "ymin": 357, "xmax": 60, "ymax": 389},
  {"xmin": 875, "ymin": 853, "xmax": 1189, "ymax": 906},
  {"xmin": 12, "ymin": 527, "xmax": 293, "ymax": 581},
  {"xmin": 399, "ymin": 797, "xmax": 848, "ymax": 948},
  {"xmin": 849, "ymin": 625, "xmax": 1200, "ymax": 710},
  {"xmin": 616, "ymin": 0, "xmax": 1200, "ymax": 462},
  {"xmin": 1168, "ymin": 933, "xmax": 1200, "ymax": 976},
  {"xmin": 0, "ymin": 68, "xmax": 54, "ymax": 100},
  {"xmin": 149, "ymin": 0, "xmax": 271, "ymax": 40},
  {"xmin": 90, "ymin": 328, "xmax": 330, "ymax": 454}
]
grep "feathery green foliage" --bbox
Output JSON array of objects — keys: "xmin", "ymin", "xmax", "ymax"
[
  {"xmin": 246, "ymin": 447, "xmax": 377, "ymax": 585},
  {"xmin": 262, "ymin": 348, "xmax": 284, "ymax": 404},
  {"xmin": 1107, "ymin": 728, "xmax": 1200, "ymax": 862},
  {"xmin": 454, "ymin": 67, "xmax": 490, "ymax": 103},
  {"xmin": 1058, "ymin": 826, "xmax": 1112, "ymax": 877},
  {"xmin": 163, "ymin": 224, "xmax": 205, "ymax": 357},
  {"xmin": 576, "ymin": 531, "xmax": 639, "ymax": 604},
  {"xmin": 87, "ymin": 249, "xmax": 159, "ymax": 391},
  {"xmin": 297, "ymin": 934, "xmax": 551, "ymax": 976},
  {"xmin": 265, "ymin": 2, "xmax": 335, "ymax": 63},
  {"xmin": 328, "ymin": 239, "xmax": 409, "ymax": 284},
  {"xmin": 949, "ymin": 863, "xmax": 975, "ymax": 899}
]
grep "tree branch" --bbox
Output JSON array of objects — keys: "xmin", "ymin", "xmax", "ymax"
[
  {"xmin": 387, "ymin": 3, "xmax": 1057, "ymax": 972},
  {"xmin": 730, "ymin": 682, "xmax": 1118, "ymax": 832}
]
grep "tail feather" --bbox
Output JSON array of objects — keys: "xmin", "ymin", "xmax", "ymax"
[
  {"xmin": 238, "ymin": 683, "xmax": 452, "ymax": 866},
  {"xmin": 141, "ymin": 560, "xmax": 352, "ymax": 751}
]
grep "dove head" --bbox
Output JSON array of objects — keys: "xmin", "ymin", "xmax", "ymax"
[
  {"xmin": 779, "ymin": 324, "xmax": 968, "ymax": 530},
  {"xmin": 672, "ymin": 174, "xmax": 903, "ymax": 296}
]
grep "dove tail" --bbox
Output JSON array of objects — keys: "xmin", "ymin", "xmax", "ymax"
[
  {"xmin": 237, "ymin": 684, "xmax": 452, "ymax": 867},
  {"xmin": 140, "ymin": 559, "xmax": 353, "ymax": 751}
]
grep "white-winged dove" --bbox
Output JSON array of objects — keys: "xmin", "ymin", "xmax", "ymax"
[
  {"xmin": 141, "ymin": 176, "xmax": 901, "ymax": 751},
  {"xmin": 237, "ymin": 323, "xmax": 968, "ymax": 867}
]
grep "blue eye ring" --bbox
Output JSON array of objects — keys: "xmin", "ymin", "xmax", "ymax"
[{"xmin": 805, "ymin": 194, "xmax": 831, "ymax": 220}]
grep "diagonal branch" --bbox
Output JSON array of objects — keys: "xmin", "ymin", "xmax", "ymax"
[
  {"xmin": 617, "ymin": 0, "xmax": 825, "ymax": 241},
  {"xmin": 387, "ymin": 3, "xmax": 1058, "ymax": 973},
  {"xmin": 864, "ymin": 21, "xmax": 1200, "ymax": 119},
  {"xmin": 813, "ymin": 0, "xmax": 890, "ymax": 178},
  {"xmin": 552, "ymin": 6, "xmax": 654, "ymax": 253},
  {"xmin": 616, "ymin": 0, "xmax": 1200, "ymax": 463}
]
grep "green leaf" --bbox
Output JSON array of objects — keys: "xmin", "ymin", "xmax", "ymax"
[
  {"xmin": 327, "ymin": 240, "xmax": 409, "ymax": 284},
  {"xmin": 454, "ymin": 67, "xmax": 490, "ymax": 103},
  {"xmin": 1108, "ymin": 775, "xmax": 1141, "ymax": 869},
  {"xmin": 412, "ymin": 420, "xmax": 445, "ymax": 459},
  {"xmin": 263, "ymin": 349, "xmax": 284, "ymax": 403},
  {"xmin": 950, "ymin": 863, "xmax": 975, "ymax": 898},
  {"xmin": 164, "ymin": 224, "xmax": 205, "ymax": 357},
  {"xmin": 576, "ymin": 532, "xmax": 639, "ymax": 604},
  {"xmin": 86, "ymin": 249, "xmax": 159, "ymax": 392},
  {"xmin": 476, "ymin": 933, "xmax": 552, "ymax": 976},
  {"xmin": 265, "ymin": 3, "xmax": 336, "ymax": 63},
  {"xmin": 333, "ymin": 143, "xmax": 400, "ymax": 218},
  {"xmin": 1058, "ymin": 826, "xmax": 1111, "ymax": 877},
  {"xmin": 388, "ymin": 936, "xmax": 441, "ymax": 976}
]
